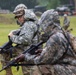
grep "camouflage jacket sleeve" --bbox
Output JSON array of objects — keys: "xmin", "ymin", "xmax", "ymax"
[
  {"xmin": 10, "ymin": 29, "xmax": 20, "ymax": 35},
  {"xmin": 10, "ymin": 21, "xmax": 37, "ymax": 45},
  {"xmin": 24, "ymin": 32, "xmax": 69, "ymax": 64}
]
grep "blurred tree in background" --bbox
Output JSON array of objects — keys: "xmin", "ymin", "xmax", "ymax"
[
  {"xmin": 47, "ymin": 0, "xmax": 60, "ymax": 9},
  {"xmin": 0, "ymin": 0, "xmax": 38, "ymax": 11},
  {"xmin": 0, "ymin": 0, "xmax": 75, "ymax": 11},
  {"xmin": 37, "ymin": 0, "xmax": 74, "ymax": 9}
]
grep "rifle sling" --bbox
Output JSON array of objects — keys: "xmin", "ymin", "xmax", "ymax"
[
  {"xmin": 11, "ymin": 61, "xmax": 71, "ymax": 66},
  {"xmin": 11, "ymin": 63, "xmax": 46, "ymax": 66}
]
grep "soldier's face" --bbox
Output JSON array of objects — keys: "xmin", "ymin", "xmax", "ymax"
[{"xmin": 16, "ymin": 15, "xmax": 25, "ymax": 24}]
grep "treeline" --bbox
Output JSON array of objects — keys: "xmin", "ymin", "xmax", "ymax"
[
  {"xmin": 0, "ymin": 0, "xmax": 71, "ymax": 11},
  {"xmin": 38, "ymin": 0, "xmax": 73, "ymax": 9},
  {"xmin": 0, "ymin": 0, "xmax": 38, "ymax": 11}
]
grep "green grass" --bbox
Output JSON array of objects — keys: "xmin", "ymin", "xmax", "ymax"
[
  {"xmin": 0, "ymin": 24, "xmax": 18, "ymax": 45},
  {"xmin": 0, "ymin": 13, "xmax": 15, "ymax": 25},
  {"xmin": 0, "ymin": 14, "xmax": 76, "ymax": 75},
  {"xmin": 60, "ymin": 16, "xmax": 76, "ymax": 35}
]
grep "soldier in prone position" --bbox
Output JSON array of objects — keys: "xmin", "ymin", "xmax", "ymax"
[{"xmin": 15, "ymin": 9, "xmax": 76, "ymax": 75}]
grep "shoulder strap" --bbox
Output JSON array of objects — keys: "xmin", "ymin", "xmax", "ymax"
[
  {"xmin": 54, "ymin": 23, "xmax": 76, "ymax": 57},
  {"xmin": 32, "ymin": 24, "xmax": 40, "ymax": 41}
]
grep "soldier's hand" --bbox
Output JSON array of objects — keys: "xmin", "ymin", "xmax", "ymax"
[
  {"xmin": 35, "ymin": 49, "xmax": 42, "ymax": 56},
  {"xmin": 15, "ymin": 54, "xmax": 25, "ymax": 62},
  {"xmin": 8, "ymin": 32, "xmax": 13, "ymax": 37},
  {"xmin": 0, "ymin": 47, "xmax": 3, "ymax": 53},
  {"xmin": 41, "ymin": 33, "xmax": 49, "ymax": 42}
]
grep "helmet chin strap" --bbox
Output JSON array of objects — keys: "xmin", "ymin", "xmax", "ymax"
[{"xmin": 16, "ymin": 20, "xmax": 24, "ymax": 26}]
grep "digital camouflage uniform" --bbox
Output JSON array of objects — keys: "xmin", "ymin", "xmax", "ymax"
[
  {"xmin": 1, "ymin": 5, "xmax": 39, "ymax": 75},
  {"xmin": 1, "ymin": 4, "xmax": 28, "ymax": 75},
  {"xmin": 12, "ymin": 9, "xmax": 38, "ymax": 75},
  {"xmin": 63, "ymin": 14, "xmax": 70, "ymax": 30},
  {"xmin": 23, "ymin": 10, "xmax": 76, "ymax": 75}
]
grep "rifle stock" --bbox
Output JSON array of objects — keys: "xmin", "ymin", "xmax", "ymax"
[{"xmin": 0, "ymin": 41, "xmax": 44, "ymax": 72}]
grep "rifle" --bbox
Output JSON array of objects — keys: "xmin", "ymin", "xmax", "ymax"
[
  {"xmin": 0, "ymin": 22, "xmax": 57, "ymax": 72},
  {"xmin": 0, "ymin": 31, "xmax": 20, "ymax": 53},
  {"xmin": 0, "ymin": 38, "xmax": 12, "ymax": 53},
  {"xmin": 0, "ymin": 41, "xmax": 44, "ymax": 72}
]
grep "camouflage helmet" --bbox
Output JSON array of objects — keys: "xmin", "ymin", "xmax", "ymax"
[
  {"xmin": 38, "ymin": 9, "xmax": 59, "ymax": 31},
  {"xmin": 24, "ymin": 9, "xmax": 38, "ymax": 22},
  {"xmin": 13, "ymin": 4, "xmax": 27, "ymax": 17}
]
